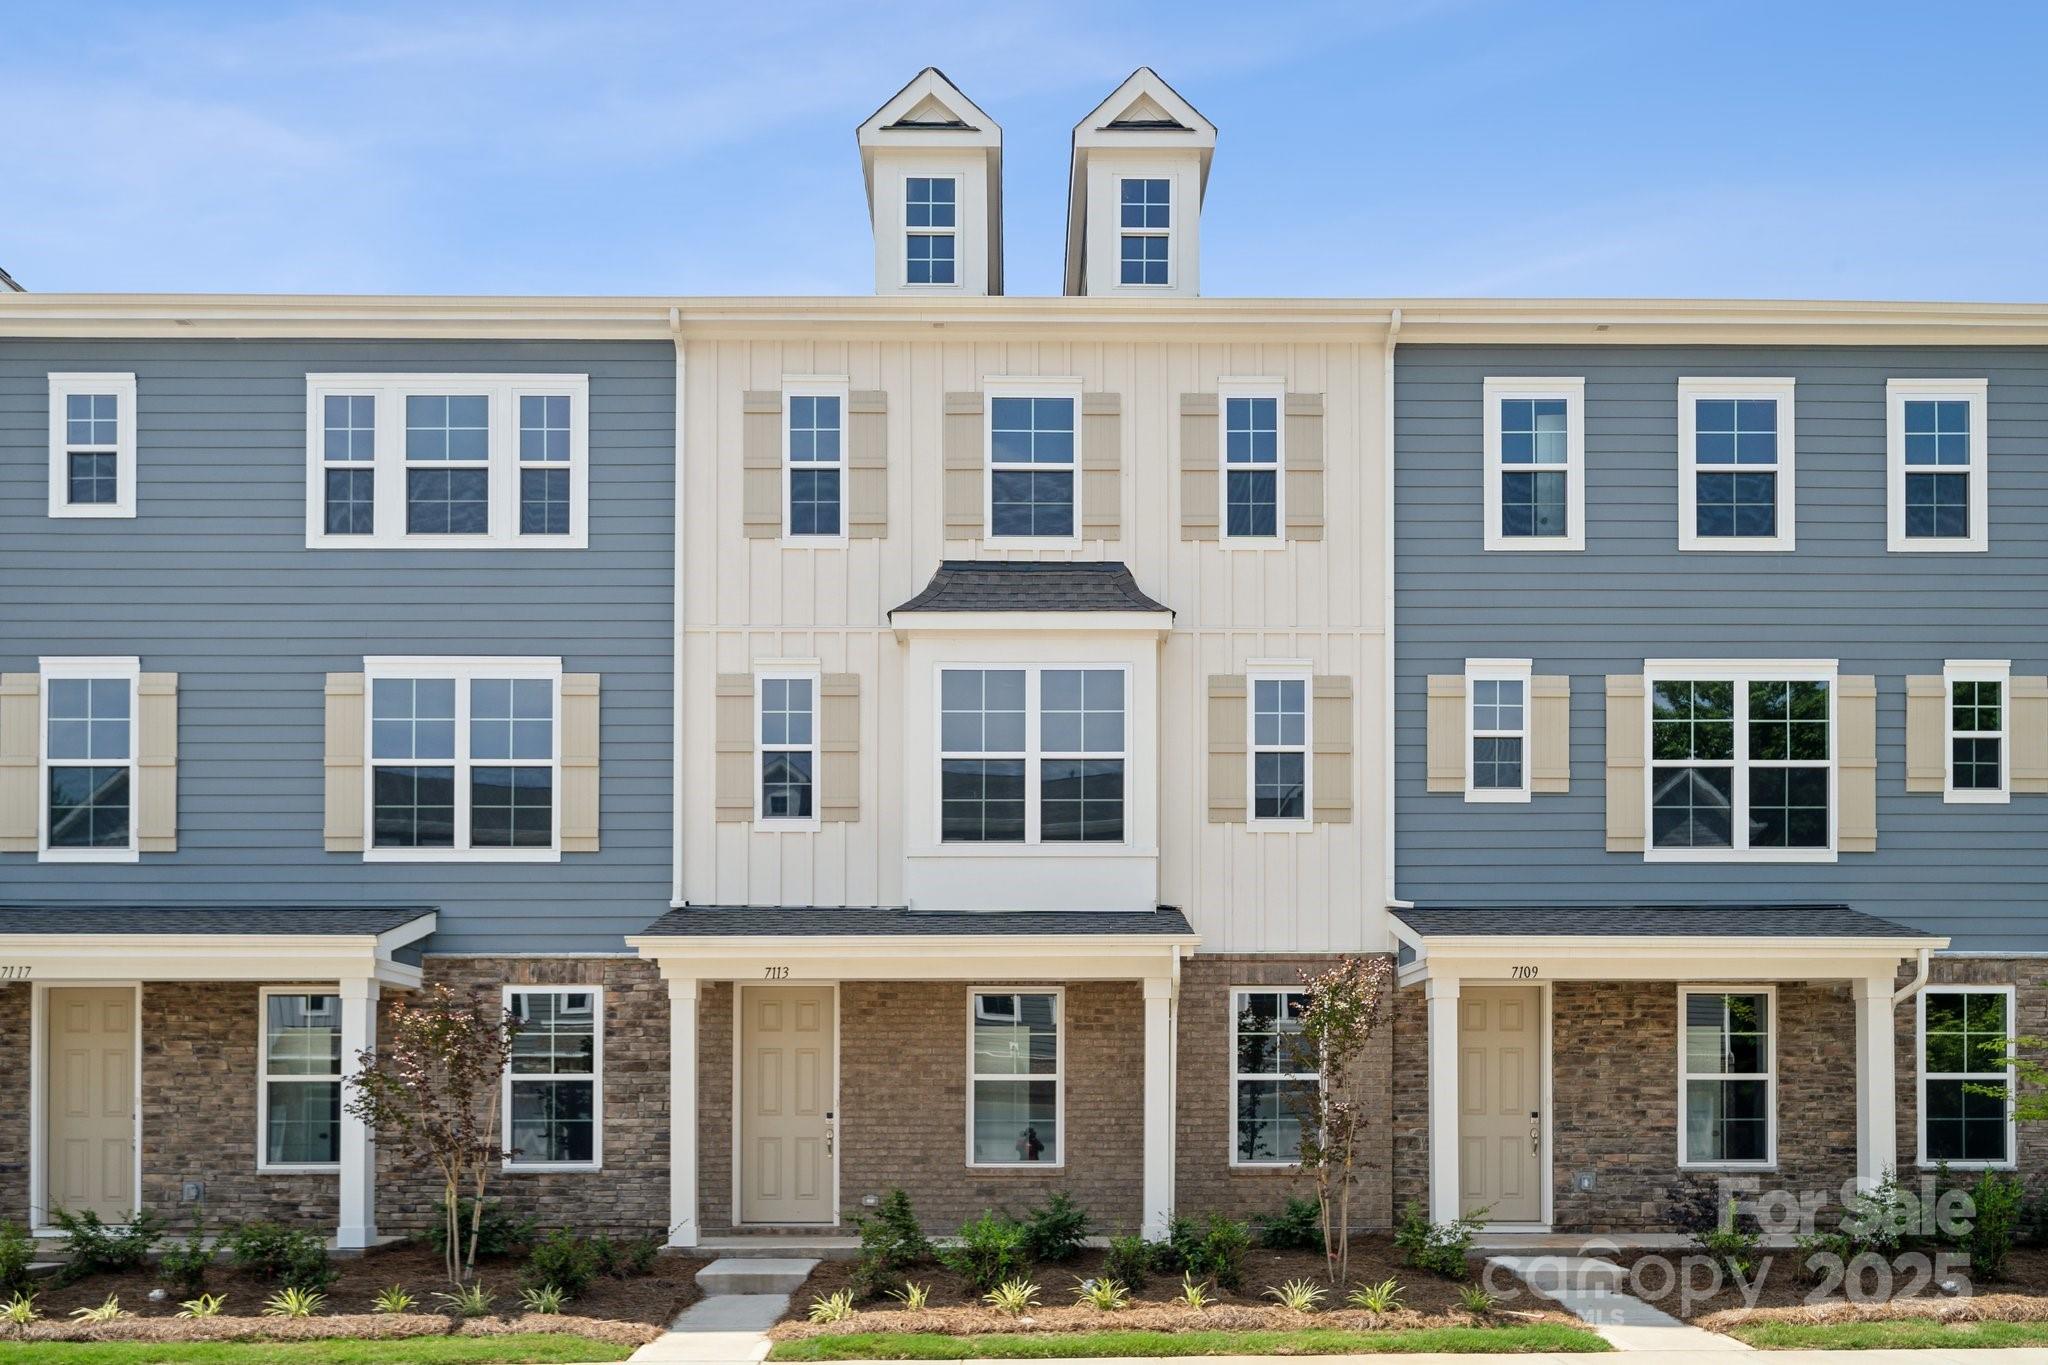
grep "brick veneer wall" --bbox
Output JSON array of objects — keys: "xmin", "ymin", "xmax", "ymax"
[
  {"xmin": 697, "ymin": 981, "xmax": 735, "ymax": 1235},
  {"xmin": 0, "ymin": 985, "xmax": 28, "ymax": 1221},
  {"xmin": 1895, "ymin": 958, "xmax": 2048, "ymax": 1192},
  {"xmin": 1174, "ymin": 954, "xmax": 1396, "ymax": 1230}
]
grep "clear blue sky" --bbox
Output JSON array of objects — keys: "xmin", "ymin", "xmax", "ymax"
[{"xmin": 6, "ymin": 0, "xmax": 2047, "ymax": 300}]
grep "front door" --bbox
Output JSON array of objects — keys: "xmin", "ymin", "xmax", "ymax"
[
  {"xmin": 739, "ymin": 985, "xmax": 836, "ymax": 1224},
  {"xmin": 46, "ymin": 987, "xmax": 136, "ymax": 1223},
  {"xmin": 1458, "ymin": 984, "xmax": 1543, "ymax": 1224}
]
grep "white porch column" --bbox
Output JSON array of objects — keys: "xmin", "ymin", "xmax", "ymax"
[
  {"xmin": 1426, "ymin": 976, "xmax": 1463, "ymax": 1224},
  {"xmin": 1853, "ymin": 975, "xmax": 1898, "ymax": 1192},
  {"xmin": 335, "ymin": 977, "xmax": 379, "ymax": 1249},
  {"xmin": 1141, "ymin": 977, "xmax": 1174, "ymax": 1239},
  {"xmin": 667, "ymin": 977, "xmax": 700, "ymax": 1248}
]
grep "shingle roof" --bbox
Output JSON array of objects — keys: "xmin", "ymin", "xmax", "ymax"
[
  {"xmin": 1393, "ymin": 904, "xmax": 1938, "ymax": 940},
  {"xmin": 638, "ymin": 906, "xmax": 1197, "ymax": 938},
  {"xmin": 890, "ymin": 561, "xmax": 1171, "ymax": 616},
  {"xmin": 0, "ymin": 905, "xmax": 436, "ymax": 937}
]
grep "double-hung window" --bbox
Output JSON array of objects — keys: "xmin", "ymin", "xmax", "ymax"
[
  {"xmin": 1119, "ymin": 178, "xmax": 1171, "ymax": 285},
  {"xmin": 366, "ymin": 658, "xmax": 561, "ymax": 860},
  {"xmin": 1677, "ymin": 378, "xmax": 1796, "ymax": 551},
  {"xmin": 1249, "ymin": 673, "xmax": 1308, "ymax": 822},
  {"xmin": 1918, "ymin": 986, "xmax": 2013, "ymax": 1168},
  {"xmin": 1680, "ymin": 988, "xmax": 1774, "ymax": 1167},
  {"xmin": 1232, "ymin": 988, "xmax": 1317, "ymax": 1165},
  {"xmin": 1466, "ymin": 659, "xmax": 1531, "ymax": 802},
  {"xmin": 905, "ymin": 176, "xmax": 957, "ymax": 286},
  {"xmin": 1647, "ymin": 662, "xmax": 1833, "ymax": 860},
  {"xmin": 1482, "ymin": 377, "xmax": 1583, "ymax": 550},
  {"xmin": 306, "ymin": 375, "xmax": 588, "ymax": 548},
  {"xmin": 968, "ymin": 990, "xmax": 1060, "ymax": 1166},
  {"xmin": 940, "ymin": 666, "xmax": 1125, "ymax": 844},
  {"xmin": 41, "ymin": 657, "xmax": 138, "ymax": 861},
  {"xmin": 758, "ymin": 673, "xmax": 817, "ymax": 823},
  {"xmin": 260, "ymin": 991, "xmax": 341, "ymax": 1170},
  {"xmin": 506, "ymin": 987, "xmax": 601, "ymax": 1169},
  {"xmin": 48, "ymin": 373, "xmax": 137, "ymax": 518},
  {"xmin": 1888, "ymin": 379, "xmax": 1988, "ymax": 552},
  {"xmin": 987, "ymin": 391, "xmax": 1076, "ymax": 539},
  {"xmin": 1222, "ymin": 388, "xmax": 1281, "ymax": 538},
  {"xmin": 784, "ymin": 390, "xmax": 843, "ymax": 538},
  {"xmin": 1946, "ymin": 660, "xmax": 2009, "ymax": 803}
]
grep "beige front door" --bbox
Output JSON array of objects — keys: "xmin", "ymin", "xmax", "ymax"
[
  {"xmin": 1458, "ymin": 984, "xmax": 1543, "ymax": 1224},
  {"xmin": 739, "ymin": 985, "xmax": 836, "ymax": 1224},
  {"xmin": 46, "ymin": 987, "xmax": 137, "ymax": 1223}
]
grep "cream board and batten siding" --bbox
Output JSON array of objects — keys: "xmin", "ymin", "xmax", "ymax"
[{"xmin": 678, "ymin": 334, "xmax": 1390, "ymax": 954}]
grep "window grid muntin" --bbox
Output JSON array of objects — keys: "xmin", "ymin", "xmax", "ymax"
[
  {"xmin": 1470, "ymin": 675, "xmax": 1528, "ymax": 794},
  {"xmin": 987, "ymin": 393, "xmax": 1077, "ymax": 539},
  {"xmin": 506, "ymin": 988, "xmax": 601, "ymax": 1168},
  {"xmin": 785, "ymin": 392, "xmax": 844, "ymax": 538},
  {"xmin": 1498, "ymin": 397, "xmax": 1569, "ymax": 539},
  {"xmin": 1681, "ymin": 989, "xmax": 1773, "ymax": 1167},
  {"xmin": 905, "ymin": 176, "xmax": 958, "ymax": 286},
  {"xmin": 1231, "ymin": 988, "xmax": 1318, "ymax": 1166},
  {"xmin": 758, "ymin": 674, "xmax": 817, "ymax": 822},
  {"xmin": 1950, "ymin": 676, "xmax": 2005, "ymax": 796},
  {"xmin": 968, "ymin": 989, "xmax": 1062, "ymax": 1167},
  {"xmin": 366, "ymin": 664, "xmax": 560, "ymax": 857},
  {"xmin": 404, "ymin": 393, "xmax": 491, "ymax": 536},
  {"xmin": 1678, "ymin": 380, "xmax": 1795, "ymax": 550},
  {"xmin": 1118, "ymin": 178, "xmax": 1171, "ymax": 285},
  {"xmin": 1038, "ymin": 668, "xmax": 1125, "ymax": 843},
  {"xmin": 49, "ymin": 373, "xmax": 136, "ymax": 518},
  {"xmin": 260, "ymin": 991, "xmax": 342, "ymax": 1169},
  {"xmin": 939, "ymin": 665, "xmax": 1128, "ymax": 845},
  {"xmin": 1920, "ymin": 987, "xmax": 2013, "ymax": 1167},
  {"xmin": 1249, "ymin": 675, "xmax": 1307, "ymax": 822},
  {"xmin": 1223, "ymin": 394, "xmax": 1280, "ymax": 538},
  {"xmin": 1648, "ymin": 669, "xmax": 1833, "ymax": 857},
  {"xmin": 44, "ymin": 670, "xmax": 136, "ymax": 855}
]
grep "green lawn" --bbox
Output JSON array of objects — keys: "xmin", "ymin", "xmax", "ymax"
[
  {"xmin": 1726, "ymin": 1317, "xmax": 2048, "ymax": 1351},
  {"xmin": 0, "ymin": 1335, "xmax": 637, "ymax": 1365},
  {"xmin": 768, "ymin": 1324, "xmax": 1611, "ymax": 1359}
]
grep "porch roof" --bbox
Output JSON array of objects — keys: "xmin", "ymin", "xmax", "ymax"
[
  {"xmin": 0, "ymin": 903, "xmax": 436, "ymax": 987},
  {"xmin": 636, "ymin": 905, "xmax": 1195, "ymax": 937},
  {"xmin": 1394, "ymin": 903, "xmax": 1940, "ymax": 941}
]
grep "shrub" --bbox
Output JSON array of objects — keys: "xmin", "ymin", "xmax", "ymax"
[
  {"xmin": 1020, "ymin": 1192, "xmax": 1090, "ymax": 1263},
  {"xmin": 3, "ymin": 1291, "xmax": 42, "ymax": 1327},
  {"xmin": 223, "ymin": 1221, "xmax": 337, "ymax": 1294},
  {"xmin": 158, "ymin": 1211, "xmax": 214, "ymax": 1296},
  {"xmin": 592, "ymin": 1232, "xmax": 662, "ymax": 1280},
  {"xmin": 1075, "ymin": 1276, "xmax": 1131, "ymax": 1310},
  {"xmin": 1688, "ymin": 1198, "xmax": 1762, "ymax": 1280},
  {"xmin": 886, "ymin": 1281, "xmax": 930, "ymax": 1310},
  {"xmin": 433, "ymin": 1283, "xmax": 496, "ymax": 1318},
  {"xmin": 1175, "ymin": 1272, "xmax": 1211, "ymax": 1309},
  {"xmin": 1965, "ymin": 1169, "xmax": 2026, "ymax": 1281},
  {"xmin": 524, "ymin": 1229, "xmax": 600, "ymax": 1298},
  {"xmin": 1103, "ymin": 1234, "xmax": 1154, "ymax": 1291},
  {"xmin": 520, "ymin": 1283, "xmax": 569, "ymax": 1314},
  {"xmin": 0, "ymin": 1222, "xmax": 35, "ymax": 1298},
  {"xmin": 1457, "ymin": 1283, "xmax": 1497, "ymax": 1316},
  {"xmin": 807, "ymin": 1288, "xmax": 855, "ymax": 1324},
  {"xmin": 262, "ymin": 1286, "xmax": 325, "ymax": 1318},
  {"xmin": 851, "ymin": 1189, "xmax": 933, "ymax": 1299},
  {"xmin": 1265, "ymin": 1278, "xmax": 1325, "ymax": 1311},
  {"xmin": 1257, "ymin": 1196, "xmax": 1323, "ymax": 1251},
  {"xmin": 1392, "ymin": 1201, "xmax": 1483, "ymax": 1281},
  {"xmin": 374, "ymin": 1285, "xmax": 418, "ymax": 1315},
  {"xmin": 176, "ymin": 1292, "xmax": 228, "ymax": 1319},
  {"xmin": 425, "ymin": 1199, "xmax": 537, "ymax": 1260},
  {"xmin": 1170, "ymin": 1214, "xmax": 1250, "ymax": 1291},
  {"xmin": 69, "ymin": 1294, "xmax": 127, "ymax": 1323},
  {"xmin": 941, "ymin": 1211, "xmax": 1029, "ymax": 1292},
  {"xmin": 983, "ymin": 1278, "xmax": 1040, "ymax": 1316},
  {"xmin": 51, "ymin": 1208, "xmax": 163, "ymax": 1285},
  {"xmin": 1347, "ymin": 1278, "xmax": 1404, "ymax": 1313},
  {"xmin": 1837, "ymin": 1171, "xmax": 1914, "ymax": 1256},
  {"xmin": 1793, "ymin": 1231, "xmax": 1855, "ymax": 1286}
]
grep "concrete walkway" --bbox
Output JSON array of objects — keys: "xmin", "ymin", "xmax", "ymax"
[
  {"xmin": 1487, "ymin": 1253, "xmax": 1748, "ymax": 1353},
  {"xmin": 628, "ymin": 1257, "xmax": 818, "ymax": 1364}
]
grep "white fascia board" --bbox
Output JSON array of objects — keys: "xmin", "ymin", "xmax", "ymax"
[
  {"xmin": 625, "ymin": 932, "xmax": 1198, "ymax": 982},
  {"xmin": 0, "ymin": 934, "xmax": 426, "ymax": 986},
  {"xmin": 889, "ymin": 610, "xmax": 1173, "ymax": 638}
]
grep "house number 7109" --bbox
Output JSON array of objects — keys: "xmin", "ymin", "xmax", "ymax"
[
  {"xmin": 762, "ymin": 966, "xmax": 790, "ymax": 979},
  {"xmin": 1510, "ymin": 965, "xmax": 1538, "ymax": 979}
]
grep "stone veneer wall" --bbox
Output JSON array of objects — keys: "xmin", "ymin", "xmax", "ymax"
[
  {"xmin": 1174, "ymin": 954, "xmax": 1396, "ymax": 1229},
  {"xmin": 0, "ymin": 985, "xmax": 29, "ymax": 1221}
]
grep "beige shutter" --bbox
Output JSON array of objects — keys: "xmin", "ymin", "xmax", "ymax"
[
  {"xmin": 715, "ymin": 674, "xmax": 755, "ymax": 821},
  {"xmin": 847, "ymin": 390, "xmax": 888, "ymax": 540},
  {"xmin": 1904, "ymin": 674, "xmax": 1945, "ymax": 793},
  {"xmin": 323, "ymin": 673, "xmax": 366, "ymax": 852},
  {"xmin": 1180, "ymin": 393, "xmax": 1219, "ymax": 541},
  {"xmin": 136, "ymin": 672, "xmax": 178, "ymax": 852},
  {"xmin": 741, "ymin": 390, "xmax": 782, "ymax": 539},
  {"xmin": 1605, "ymin": 676, "xmax": 1647, "ymax": 851},
  {"xmin": 1530, "ymin": 674, "xmax": 1570, "ymax": 795},
  {"xmin": 1312, "ymin": 675, "xmax": 1353, "ymax": 824},
  {"xmin": 1284, "ymin": 392, "xmax": 1326, "ymax": 541},
  {"xmin": 1206, "ymin": 674, "xmax": 1246, "ymax": 823},
  {"xmin": 0, "ymin": 673, "xmax": 39, "ymax": 852},
  {"xmin": 559, "ymin": 673, "xmax": 600, "ymax": 852},
  {"xmin": 2012, "ymin": 675, "xmax": 2048, "ymax": 793},
  {"xmin": 1081, "ymin": 392, "xmax": 1122, "ymax": 540},
  {"xmin": 1424, "ymin": 675, "xmax": 1467, "ymax": 794},
  {"xmin": 820, "ymin": 674, "xmax": 860, "ymax": 822},
  {"xmin": 943, "ymin": 391, "xmax": 984, "ymax": 539},
  {"xmin": 1836, "ymin": 675, "xmax": 1877, "ymax": 851}
]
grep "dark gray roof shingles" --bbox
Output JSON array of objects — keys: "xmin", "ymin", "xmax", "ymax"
[
  {"xmin": 639, "ymin": 906, "xmax": 1196, "ymax": 938},
  {"xmin": 1394, "ymin": 904, "xmax": 1938, "ymax": 940},
  {"xmin": 891, "ymin": 561, "xmax": 1171, "ymax": 617},
  {"xmin": 0, "ymin": 905, "xmax": 436, "ymax": 937}
]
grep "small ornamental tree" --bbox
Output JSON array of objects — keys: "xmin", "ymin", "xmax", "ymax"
[
  {"xmin": 344, "ymin": 984, "xmax": 520, "ymax": 1285},
  {"xmin": 1292, "ymin": 955, "xmax": 1393, "ymax": 1286}
]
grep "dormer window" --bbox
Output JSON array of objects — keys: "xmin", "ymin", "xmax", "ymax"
[
  {"xmin": 1119, "ymin": 178, "xmax": 1171, "ymax": 285},
  {"xmin": 906, "ymin": 177, "xmax": 958, "ymax": 285}
]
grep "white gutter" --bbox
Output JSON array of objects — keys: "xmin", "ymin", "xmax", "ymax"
[{"xmin": 1893, "ymin": 946, "xmax": 1933, "ymax": 1007}]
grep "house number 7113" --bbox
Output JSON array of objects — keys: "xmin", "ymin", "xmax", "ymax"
[{"xmin": 762, "ymin": 966, "xmax": 790, "ymax": 979}]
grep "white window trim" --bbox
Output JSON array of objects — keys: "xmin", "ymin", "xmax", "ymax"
[
  {"xmin": 1944, "ymin": 659, "xmax": 2011, "ymax": 805},
  {"xmin": 256, "ymin": 987, "xmax": 343, "ymax": 1174},
  {"xmin": 1676, "ymin": 377, "xmax": 1797, "ymax": 553},
  {"xmin": 1116, "ymin": 176, "xmax": 1174, "ymax": 289},
  {"xmin": 1482, "ymin": 377, "xmax": 1585, "ymax": 552},
  {"xmin": 1916, "ymin": 983, "xmax": 2016, "ymax": 1171},
  {"xmin": 903, "ymin": 174, "xmax": 962, "ymax": 292},
  {"xmin": 1246, "ymin": 662, "xmax": 1312, "ymax": 830},
  {"xmin": 1642, "ymin": 658, "xmax": 1838, "ymax": 864},
  {"xmin": 1465, "ymin": 657, "xmax": 1533, "ymax": 804},
  {"xmin": 304, "ymin": 374, "xmax": 589, "ymax": 550},
  {"xmin": 48, "ymin": 372, "xmax": 138, "ymax": 520},
  {"xmin": 966, "ymin": 986, "xmax": 1065, "ymax": 1170},
  {"xmin": 502, "ymin": 985, "xmax": 604, "ymax": 1173},
  {"xmin": 1228, "ymin": 986, "xmax": 1318, "ymax": 1169},
  {"xmin": 1218, "ymin": 379, "xmax": 1286, "ymax": 543},
  {"xmin": 38, "ymin": 655, "xmax": 141, "ymax": 864},
  {"xmin": 756, "ymin": 665, "xmax": 822, "ymax": 829},
  {"xmin": 1677, "ymin": 983, "xmax": 1778, "ymax": 1171},
  {"xmin": 935, "ymin": 663, "xmax": 1130, "ymax": 848},
  {"xmin": 781, "ymin": 379, "xmax": 850, "ymax": 544},
  {"xmin": 1887, "ymin": 378, "xmax": 1989, "ymax": 553},
  {"xmin": 361, "ymin": 655, "xmax": 564, "ymax": 863},
  {"xmin": 982, "ymin": 377, "xmax": 1083, "ymax": 547}
]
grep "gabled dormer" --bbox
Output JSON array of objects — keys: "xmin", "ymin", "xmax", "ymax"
[
  {"xmin": 857, "ymin": 68, "xmax": 1003, "ymax": 296},
  {"xmin": 1063, "ymin": 68, "xmax": 1216, "ymax": 298}
]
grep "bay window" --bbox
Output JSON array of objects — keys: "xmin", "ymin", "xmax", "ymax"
[{"xmin": 940, "ymin": 666, "xmax": 1125, "ymax": 844}]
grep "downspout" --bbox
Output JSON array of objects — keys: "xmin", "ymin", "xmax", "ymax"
[
  {"xmin": 1383, "ymin": 308, "xmax": 1410, "ymax": 917},
  {"xmin": 1893, "ymin": 946, "xmax": 1932, "ymax": 1007},
  {"xmin": 670, "ymin": 307, "xmax": 687, "ymax": 907}
]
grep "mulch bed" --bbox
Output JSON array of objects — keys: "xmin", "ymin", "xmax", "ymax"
[
  {"xmin": 772, "ymin": 1237, "xmax": 1580, "ymax": 1340},
  {"xmin": 1602, "ymin": 1244, "xmax": 2048, "ymax": 1330}
]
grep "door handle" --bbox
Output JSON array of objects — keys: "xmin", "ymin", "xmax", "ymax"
[
  {"xmin": 1529, "ymin": 1111, "xmax": 1540, "ymax": 1154},
  {"xmin": 825, "ymin": 1111, "xmax": 835, "ymax": 1157}
]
